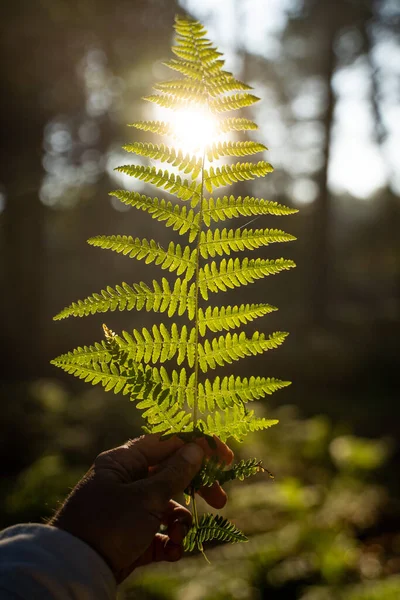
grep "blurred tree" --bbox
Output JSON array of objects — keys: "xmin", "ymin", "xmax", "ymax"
[{"xmin": 0, "ymin": 0, "xmax": 180, "ymax": 377}]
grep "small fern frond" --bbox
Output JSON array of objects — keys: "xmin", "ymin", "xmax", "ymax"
[
  {"xmin": 127, "ymin": 120, "xmax": 174, "ymax": 136},
  {"xmin": 151, "ymin": 366, "xmax": 196, "ymax": 408},
  {"xmin": 199, "ymin": 257, "xmax": 296, "ymax": 300},
  {"xmin": 190, "ymin": 457, "xmax": 266, "ymax": 492},
  {"xmin": 117, "ymin": 324, "xmax": 196, "ymax": 366},
  {"xmin": 204, "ymin": 162, "xmax": 273, "ymax": 193},
  {"xmin": 184, "ymin": 513, "xmax": 247, "ymax": 552},
  {"xmin": 171, "ymin": 45, "xmax": 222, "ymax": 64},
  {"xmin": 217, "ymin": 117, "xmax": 258, "ymax": 133},
  {"xmin": 210, "ymin": 93, "xmax": 260, "ymax": 114},
  {"xmin": 203, "ymin": 196, "xmax": 298, "ymax": 225},
  {"xmin": 198, "ymin": 303, "xmax": 277, "ymax": 336},
  {"xmin": 163, "ymin": 58, "xmax": 225, "ymax": 80},
  {"xmin": 206, "ymin": 76, "xmax": 253, "ymax": 96},
  {"xmin": 122, "ymin": 143, "xmax": 202, "ymax": 177},
  {"xmin": 109, "ymin": 191, "xmax": 200, "ymax": 242},
  {"xmin": 198, "ymin": 375, "xmax": 291, "ymax": 411},
  {"xmin": 137, "ymin": 394, "xmax": 192, "ymax": 435},
  {"xmin": 51, "ymin": 342, "xmax": 111, "ymax": 367},
  {"xmin": 49, "ymin": 359, "xmax": 133, "ymax": 395},
  {"xmin": 197, "ymin": 331, "xmax": 289, "ymax": 373},
  {"xmin": 153, "ymin": 79, "xmax": 205, "ymax": 95},
  {"xmin": 207, "ymin": 141, "xmax": 267, "ymax": 162},
  {"xmin": 115, "ymin": 165, "xmax": 201, "ymax": 204},
  {"xmin": 199, "ymin": 228, "xmax": 296, "ymax": 258},
  {"xmin": 53, "ymin": 278, "xmax": 195, "ymax": 321},
  {"xmin": 198, "ymin": 404, "xmax": 278, "ymax": 442},
  {"xmin": 143, "ymin": 93, "xmax": 201, "ymax": 111},
  {"xmin": 87, "ymin": 236, "xmax": 196, "ymax": 280}
]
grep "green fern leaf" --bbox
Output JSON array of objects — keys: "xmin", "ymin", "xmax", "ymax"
[
  {"xmin": 217, "ymin": 117, "xmax": 258, "ymax": 133},
  {"xmin": 204, "ymin": 162, "xmax": 273, "ymax": 193},
  {"xmin": 87, "ymin": 236, "xmax": 196, "ymax": 280},
  {"xmin": 184, "ymin": 513, "xmax": 247, "ymax": 552},
  {"xmin": 115, "ymin": 165, "xmax": 201, "ymax": 204},
  {"xmin": 137, "ymin": 395, "xmax": 192, "ymax": 435},
  {"xmin": 190, "ymin": 457, "xmax": 266, "ymax": 492},
  {"xmin": 52, "ymin": 14, "xmax": 297, "ymax": 556},
  {"xmin": 197, "ymin": 331, "xmax": 288, "ymax": 373},
  {"xmin": 143, "ymin": 93, "xmax": 199, "ymax": 111},
  {"xmin": 199, "ymin": 228, "xmax": 296, "ymax": 258},
  {"xmin": 210, "ymin": 93, "xmax": 260, "ymax": 113},
  {"xmin": 198, "ymin": 375, "xmax": 291, "ymax": 411},
  {"xmin": 49, "ymin": 359, "xmax": 133, "ymax": 395},
  {"xmin": 151, "ymin": 366, "xmax": 196, "ymax": 409},
  {"xmin": 203, "ymin": 195, "xmax": 298, "ymax": 225},
  {"xmin": 51, "ymin": 342, "xmax": 111, "ymax": 367},
  {"xmin": 117, "ymin": 324, "xmax": 196, "ymax": 365},
  {"xmin": 109, "ymin": 191, "xmax": 200, "ymax": 242},
  {"xmin": 207, "ymin": 141, "xmax": 267, "ymax": 162},
  {"xmin": 153, "ymin": 79, "xmax": 205, "ymax": 95},
  {"xmin": 206, "ymin": 76, "xmax": 253, "ymax": 96},
  {"xmin": 53, "ymin": 278, "xmax": 195, "ymax": 320},
  {"xmin": 127, "ymin": 120, "xmax": 174, "ymax": 136},
  {"xmin": 122, "ymin": 143, "xmax": 202, "ymax": 177},
  {"xmin": 199, "ymin": 404, "xmax": 278, "ymax": 442},
  {"xmin": 199, "ymin": 257, "xmax": 296, "ymax": 300},
  {"xmin": 198, "ymin": 303, "xmax": 277, "ymax": 336}
]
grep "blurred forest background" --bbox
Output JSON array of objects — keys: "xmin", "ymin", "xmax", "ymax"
[{"xmin": 0, "ymin": 0, "xmax": 399, "ymax": 598}]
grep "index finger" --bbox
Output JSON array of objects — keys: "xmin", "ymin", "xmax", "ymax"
[{"xmin": 126, "ymin": 433, "xmax": 233, "ymax": 468}]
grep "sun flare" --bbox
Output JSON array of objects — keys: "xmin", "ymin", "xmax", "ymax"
[{"xmin": 169, "ymin": 107, "xmax": 218, "ymax": 155}]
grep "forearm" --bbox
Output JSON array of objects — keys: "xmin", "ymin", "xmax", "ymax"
[{"xmin": 0, "ymin": 524, "xmax": 116, "ymax": 600}]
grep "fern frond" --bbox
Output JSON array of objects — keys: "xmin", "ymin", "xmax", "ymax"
[
  {"xmin": 153, "ymin": 79, "xmax": 205, "ymax": 95},
  {"xmin": 171, "ymin": 45, "xmax": 222, "ymax": 64},
  {"xmin": 206, "ymin": 76, "xmax": 253, "ymax": 96},
  {"xmin": 51, "ymin": 342, "xmax": 111, "ymax": 367},
  {"xmin": 198, "ymin": 375, "xmax": 291, "ymax": 411},
  {"xmin": 217, "ymin": 117, "xmax": 258, "ymax": 133},
  {"xmin": 87, "ymin": 236, "xmax": 197, "ymax": 280},
  {"xmin": 109, "ymin": 191, "xmax": 200, "ymax": 242},
  {"xmin": 198, "ymin": 303, "xmax": 277, "ymax": 336},
  {"xmin": 151, "ymin": 366, "xmax": 196, "ymax": 409},
  {"xmin": 199, "ymin": 228, "xmax": 296, "ymax": 258},
  {"xmin": 115, "ymin": 165, "xmax": 201, "ymax": 204},
  {"xmin": 207, "ymin": 141, "xmax": 267, "ymax": 162},
  {"xmin": 203, "ymin": 195, "xmax": 298, "ymax": 225},
  {"xmin": 52, "ymin": 15, "xmax": 296, "ymax": 557},
  {"xmin": 163, "ymin": 58, "xmax": 225, "ymax": 80},
  {"xmin": 210, "ymin": 93, "xmax": 260, "ymax": 114},
  {"xmin": 197, "ymin": 331, "xmax": 289, "ymax": 373},
  {"xmin": 143, "ymin": 93, "xmax": 204, "ymax": 111},
  {"xmin": 117, "ymin": 324, "xmax": 196, "ymax": 366},
  {"xmin": 127, "ymin": 120, "xmax": 174, "ymax": 136},
  {"xmin": 50, "ymin": 359, "xmax": 133, "ymax": 395},
  {"xmin": 204, "ymin": 162, "xmax": 273, "ymax": 193},
  {"xmin": 184, "ymin": 513, "xmax": 247, "ymax": 552},
  {"xmin": 198, "ymin": 404, "xmax": 278, "ymax": 442},
  {"xmin": 191, "ymin": 457, "xmax": 265, "ymax": 491},
  {"xmin": 53, "ymin": 278, "xmax": 195, "ymax": 320},
  {"xmin": 137, "ymin": 394, "xmax": 192, "ymax": 435},
  {"xmin": 199, "ymin": 257, "xmax": 296, "ymax": 299},
  {"xmin": 122, "ymin": 143, "xmax": 202, "ymax": 177}
]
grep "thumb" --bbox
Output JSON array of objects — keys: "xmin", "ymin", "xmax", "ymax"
[{"xmin": 141, "ymin": 443, "xmax": 204, "ymax": 512}]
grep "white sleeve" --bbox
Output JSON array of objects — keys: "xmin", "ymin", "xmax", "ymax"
[{"xmin": 0, "ymin": 524, "xmax": 117, "ymax": 600}]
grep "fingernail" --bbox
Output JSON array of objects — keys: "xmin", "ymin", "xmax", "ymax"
[{"xmin": 181, "ymin": 443, "xmax": 204, "ymax": 465}]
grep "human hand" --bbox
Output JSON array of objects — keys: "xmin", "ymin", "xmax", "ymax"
[{"xmin": 50, "ymin": 434, "xmax": 233, "ymax": 583}]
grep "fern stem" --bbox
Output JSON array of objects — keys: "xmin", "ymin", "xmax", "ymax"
[
  {"xmin": 192, "ymin": 148, "xmax": 206, "ymax": 429},
  {"xmin": 192, "ymin": 489, "xmax": 200, "ymax": 529}
]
